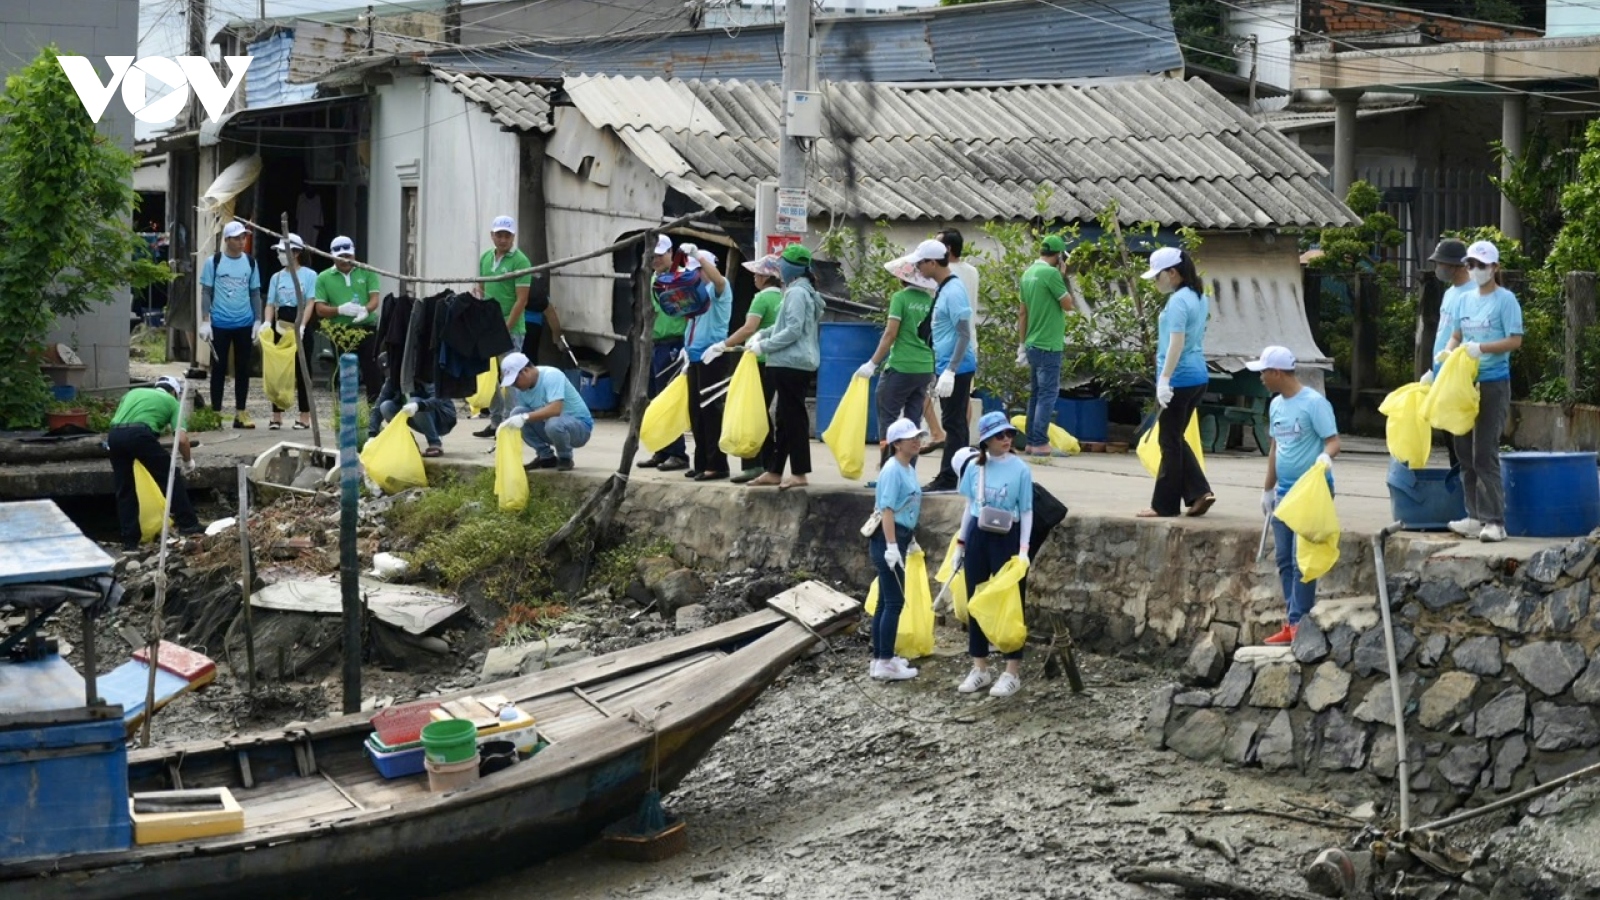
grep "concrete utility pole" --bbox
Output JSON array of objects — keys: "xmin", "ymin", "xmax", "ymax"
[
  {"xmin": 776, "ymin": 0, "xmax": 814, "ymax": 246},
  {"xmin": 187, "ymin": 0, "xmax": 207, "ymax": 128}
]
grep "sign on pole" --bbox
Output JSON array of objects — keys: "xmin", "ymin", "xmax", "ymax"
[{"xmin": 776, "ymin": 188, "xmax": 808, "ymax": 234}]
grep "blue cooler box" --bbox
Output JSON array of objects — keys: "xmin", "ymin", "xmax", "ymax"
[{"xmin": 1386, "ymin": 460, "xmax": 1467, "ymax": 531}]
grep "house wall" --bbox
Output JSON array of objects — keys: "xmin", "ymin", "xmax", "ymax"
[
  {"xmin": 1302, "ymin": 0, "xmax": 1539, "ymax": 41},
  {"xmin": 367, "ymin": 76, "xmax": 428, "ymax": 299},
  {"xmin": 1223, "ymin": 0, "xmax": 1297, "ymax": 112}
]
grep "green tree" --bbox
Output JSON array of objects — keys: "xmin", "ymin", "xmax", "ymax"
[{"xmin": 0, "ymin": 46, "xmax": 169, "ymax": 427}]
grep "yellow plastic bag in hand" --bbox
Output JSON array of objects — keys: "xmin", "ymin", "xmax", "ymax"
[
  {"xmin": 466, "ymin": 357, "xmax": 500, "ymax": 416},
  {"xmin": 1009, "ymin": 415, "xmax": 1081, "ymax": 455},
  {"xmin": 1379, "ymin": 382, "xmax": 1432, "ymax": 469},
  {"xmin": 640, "ymin": 373, "xmax": 692, "ymax": 454},
  {"xmin": 822, "ymin": 375, "xmax": 871, "ymax": 480},
  {"xmin": 134, "ymin": 460, "xmax": 171, "ymax": 543},
  {"xmin": 359, "ymin": 412, "xmax": 428, "ymax": 494},
  {"xmin": 260, "ymin": 323, "xmax": 298, "ymax": 412},
  {"xmin": 862, "ymin": 550, "xmax": 937, "ymax": 659},
  {"xmin": 935, "ymin": 534, "xmax": 970, "ymax": 624},
  {"xmin": 966, "ymin": 557, "xmax": 1030, "ymax": 653},
  {"xmin": 1273, "ymin": 460, "xmax": 1341, "ymax": 581},
  {"xmin": 494, "ymin": 426, "xmax": 528, "ymax": 511},
  {"xmin": 1296, "ymin": 533, "xmax": 1341, "ymax": 584},
  {"xmin": 1136, "ymin": 411, "xmax": 1206, "ymax": 478},
  {"xmin": 1421, "ymin": 346, "xmax": 1480, "ymax": 436},
  {"xmin": 718, "ymin": 352, "xmax": 769, "ymax": 457}
]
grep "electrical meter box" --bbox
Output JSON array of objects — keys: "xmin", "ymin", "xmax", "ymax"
[{"xmin": 786, "ymin": 91, "xmax": 823, "ymax": 139}]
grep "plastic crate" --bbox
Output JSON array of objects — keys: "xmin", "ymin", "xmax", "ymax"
[{"xmin": 366, "ymin": 735, "xmax": 427, "ymax": 779}]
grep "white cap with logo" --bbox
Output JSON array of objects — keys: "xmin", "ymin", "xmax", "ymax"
[
  {"xmin": 331, "ymin": 236, "xmax": 356, "ymax": 257},
  {"xmin": 491, "ymin": 215, "xmax": 517, "ymax": 234},
  {"xmin": 1141, "ymin": 246, "xmax": 1183, "ymax": 280},
  {"xmin": 1244, "ymin": 345, "xmax": 1297, "ymax": 372},
  {"xmin": 272, "ymin": 233, "xmax": 305, "ymax": 251},
  {"xmin": 222, "ymin": 221, "xmax": 247, "ymax": 239},
  {"xmin": 500, "ymin": 352, "xmax": 531, "ymax": 387},
  {"xmin": 885, "ymin": 417, "xmax": 927, "ymax": 444},
  {"xmin": 653, "ymin": 235, "xmax": 673, "ymax": 256},
  {"xmin": 910, "ymin": 239, "xmax": 948, "ymax": 263},
  {"xmin": 1466, "ymin": 240, "xmax": 1500, "ymax": 266}
]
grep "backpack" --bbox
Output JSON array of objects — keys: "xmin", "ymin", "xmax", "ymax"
[
  {"xmin": 653, "ymin": 268, "xmax": 711, "ymax": 319},
  {"xmin": 211, "ymin": 250, "xmax": 258, "ymax": 286},
  {"xmin": 1031, "ymin": 483, "xmax": 1069, "ymax": 551}
]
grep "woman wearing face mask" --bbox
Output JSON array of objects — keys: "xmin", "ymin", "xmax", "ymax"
[
  {"xmin": 1137, "ymin": 247, "xmax": 1214, "ymax": 518},
  {"xmin": 952, "ymin": 411, "xmax": 1034, "ymax": 698},
  {"xmin": 264, "ymin": 234, "xmax": 316, "ymax": 430},
  {"xmin": 1442, "ymin": 240, "xmax": 1523, "ymax": 544}
]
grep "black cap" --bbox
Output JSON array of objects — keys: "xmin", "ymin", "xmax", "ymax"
[{"xmin": 1429, "ymin": 239, "xmax": 1468, "ymax": 266}]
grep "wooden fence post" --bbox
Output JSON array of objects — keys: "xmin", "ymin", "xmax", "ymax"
[{"xmin": 1566, "ymin": 272, "xmax": 1597, "ymax": 399}]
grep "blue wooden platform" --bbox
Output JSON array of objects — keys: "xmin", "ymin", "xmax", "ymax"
[{"xmin": 0, "ymin": 500, "xmax": 113, "ymax": 586}]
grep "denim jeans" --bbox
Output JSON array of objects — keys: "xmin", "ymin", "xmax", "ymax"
[
  {"xmin": 869, "ymin": 530, "xmax": 914, "ymax": 660},
  {"xmin": 1025, "ymin": 347, "xmax": 1062, "ymax": 448},
  {"xmin": 1273, "ymin": 517, "xmax": 1318, "ymax": 625},
  {"xmin": 378, "ymin": 397, "xmax": 441, "ymax": 447},
  {"xmin": 522, "ymin": 414, "xmax": 592, "ymax": 460}
]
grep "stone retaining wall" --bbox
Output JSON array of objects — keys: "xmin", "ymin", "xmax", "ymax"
[{"xmin": 1144, "ymin": 535, "xmax": 1600, "ymax": 814}]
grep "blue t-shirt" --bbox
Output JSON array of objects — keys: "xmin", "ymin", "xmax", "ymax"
[
  {"xmin": 958, "ymin": 453, "xmax": 1035, "ymax": 518},
  {"xmin": 875, "ymin": 457, "xmax": 922, "ymax": 531},
  {"xmin": 1270, "ymin": 387, "xmax": 1339, "ymax": 495},
  {"xmin": 1156, "ymin": 286, "xmax": 1209, "ymax": 389},
  {"xmin": 267, "ymin": 268, "xmax": 317, "ymax": 309},
  {"xmin": 932, "ymin": 276, "xmax": 978, "ymax": 375},
  {"xmin": 686, "ymin": 280, "xmax": 733, "ymax": 363},
  {"xmin": 201, "ymin": 252, "xmax": 261, "ymax": 329},
  {"xmin": 511, "ymin": 365, "xmax": 593, "ymax": 427},
  {"xmin": 1454, "ymin": 286, "xmax": 1523, "ymax": 383},
  {"xmin": 1431, "ymin": 283, "xmax": 1473, "ymax": 375}
]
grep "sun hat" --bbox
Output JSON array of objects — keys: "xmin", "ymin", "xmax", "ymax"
[
  {"xmin": 499, "ymin": 352, "xmax": 531, "ymax": 387},
  {"xmin": 977, "ymin": 410, "xmax": 1015, "ymax": 444},
  {"xmin": 1244, "ymin": 346, "xmax": 1297, "ymax": 372},
  {"xmin": 743, "ymin": 255, "xmax": 784, "ymax": 278},
  {"xmin": 653, "ymin": 235, "xmax": 673, "ymax": 256},
  {"xmin": 1041, "ymin": 234, "xmax": 1068, "ymax": 254},
  {"xmin": 1428, "ymin": 238, "xmax": 1468, "ymax": 266},
  {"xmin": 952, "ymin": 446, "xmax": 978, "ymax": 479},
  {"xmin": 1140, "ymin": 246, "xmax": 1182, "ymax": 280},
  {"xmin": 781, "ymin": 244, "xmax": 813, "ymax": 266},
  {"xmin": 883, "ymin": 254, "xmax": 937, "ymax": 291},
  {"xmin": 155, "ymin": 375, "xmax": 184, "ymax": 395}
]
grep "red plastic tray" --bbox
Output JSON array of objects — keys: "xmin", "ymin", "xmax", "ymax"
[
  {"xmin": 132, "ymin": 641, "xmax": 216, "ymax": 682},
  {"xmin": 370, "ymin": 700, "xmax": 443, "ymax": 748}
]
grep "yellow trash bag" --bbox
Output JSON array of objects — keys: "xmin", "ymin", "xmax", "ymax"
[
  {"xmin": 1009, "ymin": 415, "xmax": 1081, "ymax": 455},
  {"xmin": 466, "ymin": 357, "xmax": 500, "ymax": 417},
  {"xmin": 966, "ymin": 557, "xmax": 1030, "ymax": 653},
  {"xmin": 1273, "ymin": 460, "xmax": 1340, "ymax": 582},
  {"xmin": 935, "ymin": 534, "xmax": 970, "ymax": 624},
  {"xmin": 1136, "ymin": 411, "xmax": 1206, "ymax": 478},
  {"xmin": 359, "ymin": 412, "xmax": 428, "ymax": 494},
  {"xmin": 718, "ymin": 352, "xmax": 769, "ymax": 457},
  {"xmin": 1421, "ymin": 346, "xmax": 1480, "ymax": 436},
  {"xmin": 822, "ymin": 375, "xmax": 871, "ymax": 480},
  {"xmin": 863, "ymin": 550, "xmax": 936, "ymax": 659},
  {"xmin": 494, "ymin": 426, "xmax": 529, "ymax": 511},
  {"xmin": 260, "ymin": 323, "xmax": 299, "ymax": 412},
  {"xmin": 640, "ymin": 373, "xmax": 692, "ymax": 454},
  {"xmin": 1379, "ymin": 382, "xmax": 1432, "ymax": 469},
  {"xmin": 134, "ymin": 460, "xmax": 170, "ymax": 543}
]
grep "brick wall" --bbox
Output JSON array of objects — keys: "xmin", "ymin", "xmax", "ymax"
[{"xmin": 1304, "ymin": 0, "xmax": 1542, "ymax": 42}]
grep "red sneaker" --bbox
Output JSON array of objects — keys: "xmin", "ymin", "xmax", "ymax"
[{"xmin": 1263, "ymin": 624, "xmax": 1297, "ymax": 646}]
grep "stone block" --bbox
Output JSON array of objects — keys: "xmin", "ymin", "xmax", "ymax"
[
  {"xmin": 1533, "ymin": 748, "xmax": 1600, "ymax": 784},
  {"xmin": 656, "ymin": 568, "xmax": 708, "ymax": 614},
  {"xmin": 1208, "ymin": 622, "xmax": 1240, "ymax": 656},
  {"xmin": 1564, "ymin": 540, "xmax": 1597, "ymax": 580},
  {"xmin": 1532, "ymin": 702, "xmax": 1600, "ymax": 751},
  {"xmin": 1525, "ymin": 546, "xmax": 1566, "ymax": 587},
  {"xmin": 1473, "ymin": 688, "xmax": 1527, "ymax": 739},
  {"xmin": 1248, "ymin": 663, "xmax": 1302, "ymax": 709},
  {"xmin": 675, "ymin": 603, "xmax": 710, "ymax": 632},
  {"xmin": 1144, "ymin": 683, "xmax": 1178, "ymax": 750},
  {"xmin": 1167, "ymin": 708, "xmax": 1228, "ymax": 761},
  {"xmin": 1352, "ymin": 674, "xmax": 1417, "ymax": 727},
  {"xmin": 1548, "ymin": 581, "xmax": 1592, "ymax": 633},
  {"xmin": 1452, "ymin": 636, "xmax": 1503, "ymax": 676},
  {"xmin": 1303, "ymin": 662, "xmax": 1352, "ymax": 713},
  {"xmin": 1234, "ymin": 645, "xmax": 1295, "ymax": 667},
  {"xmin": 1493, "ymin": 734, "xmax": 1528, "ymax": 792},
  {"xmin": 1184, "ymin": 632, "xmax": 1225, "ymax": 687},
  {"xmin": 481, "ymin": 636, "xmax": 585, "ymax": 679},
  {"xmin": 1174, "ymin": 690, "xmax": 1211, "ymax": 707},
  {"xmin": 1416, "ymin": 579, "xmax": 1469, "ymax": 611},
  {"xmin": 1291, "ymin": 615, "xmax": 1329, "ymax": 664},
  {"xmin": 1417, "ymin": 634, "xmax": 1448, "ymax": 668},
  {"xmin": 1573, "ymin": 649, "xmax": 1600, "ymax": 705},
  {"xmin": 1506, "ymin": 640, "xmax": 1588, "ymax": 696},
  {"xmin": 1316, "ymin": 708, "xmax": 1369, "ymax": 771},
  {"xmin": 1468, "ymin": 585, "xmax": 1525, "ymax": 631},
  {"xmin": 1368, "ymin": 728, "xmax": 1422, "ymax": 781},
  {"xmin": 1213, "ymin": 661, "xmax": 1254, "ymax": 708},
  {"xmin": 1329, "ymin": 625, "xmax": 1359, "ymax": 667},
  {"xmin": 1353, "ymin": 623, "xmax": 1416, "ymax": 678},
  {"xmin": 1417, "ymin": 671, "xmax": 1480, "ymax": 731},
  {"xmin": 1439, "ymin": 743, "xmax": 1490, "ymax": 791},
  {"xmin": 1257, "ymin": 710, "xmax": 1296, "ymax": 771},
  {"xmin": 1386, "ymin": 570, "xmax": 1420, "ymax": 606},
  {"xmin": 1310, "ymin": 596, "xmax": 1379, "ymax": 634},
  {"xmin": 1223, "ymin": 720, "xmax": 1258, "ymax": 766}
]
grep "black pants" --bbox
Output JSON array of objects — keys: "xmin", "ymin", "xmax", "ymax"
[
  {"xmin": 765, "ymin": 366, "xmax": 813, "ymax": 476},
  {"xmin": 210, "ymin": 325, "xmax": 253, "ymax": 413},
  {"xmin": 109, "ymin": 424, "xmax": 199, "ymax": 546},
  {"xmin": 966, "ymin": 522, "xmax": 1026, "ymax": 660},
  {"xmin": 521, "ymin": 321, "xmax": 544, "ymax": 360},
  {"xmin": 1151, "ymin": 383, "xmax": 1212, "ymax": 516},
  {"xmin": 937, "ymin": 372, "xmax": 974, "ymax": 482},
  {"xmin": 741, "ymin": 362, "xmax": 778, "ymax": 471},
  {"xmin": 268, "ymin": 309, "xmax": 310, "ymax": 414},
  {"xmin": 687, "ymin": 356, "xmax": 729, "ymax": 476}
]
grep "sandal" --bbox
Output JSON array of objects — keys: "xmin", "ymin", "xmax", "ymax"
[
  {"xmin": 269, "ymin": 420, "xmax": 281, "ymax": 430},
  {"xmin": 779, "ymin": 478, "xmax": 808, "ymax": 491},
  {"xmin": 422, "ymin": 447, "xmax": 443, "ymax": 458},
  {"xmin": 1185, "ymin": 493, "xmax": 1217, "ymax": 517},
  {"xmin": 1135, "ymin": 508, "xmax": 1166, "ymax": 518},
  {"xmin": 293, "ymin": 421, "xmax": 310, "ymax": 430}
]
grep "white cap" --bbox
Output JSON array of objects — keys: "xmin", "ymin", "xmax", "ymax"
[
  {"xmin": 222, "ymin": 221, "xmax": 247, "ymax": 239},
  {"xmin": 155, "ymin": 375, "xmax": 184, "ymax": 394},
  {"xmin": 272, "ymin": 233, "xmax": 304, "ymax": 251},
  {"xmin": 1244, "ymin": 345, "xmax": 1297, "ymax": 372},
  {"xmin": 500, "ymin": 352, "xmax": 531, "ymax": 387},
  {"xmin": 653, "ymin": 235, "xmax": 673, "ymax": 256},
  {"xmin": 1466, "ymin": 240, "xmax": 1499, "ymax": 266},
  {"xmin": 910, "ymin": 239, "xmax": 948, "ymax": 264},
  {"xmin": 951, "ymin": 446, "xmax": 978, "ymax": 479},
  {"xmin": 490, "ymin": 215, "xmax": 516, "ymax": 234},
  {"xmin": 885, "ymin": 417, "xmax": 925, "ymax": 444},
  {"xmin": 884, "ymin": 254, "xmax": 937, "ymax": 291},
  {"xmin": 1141, "ymin": 246, "xmax": 1182, "ymax": 280},
  {"xmin": 331, "ymin": 236, "xmax": 355, "ymax": 257}
]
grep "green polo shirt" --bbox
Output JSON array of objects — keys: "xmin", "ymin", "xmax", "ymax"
[
  {"xmin": 111, "ymin": 387, "xmax": 184, "ymax": 432},
  {"xmin": 480, "ymin": 248, "xmax": 534, "ymax": 337},
  {"xmin": 314, "ymin": 266, "xmax": 381, "ymax": 327},
  {"xmin": 1021, "ymin": 260, "xmax": 1071, "ymax": 352},
  {"xmin": 885, "ymin": 287, "xmax": 935, "ymax": 374},
  {"xmin": 652, "ymin": 297, "xmax": 688, "ymax": 342},
  {"xmin": 746, "ymin": 287, "xmax": 782, "ymax": 362}
]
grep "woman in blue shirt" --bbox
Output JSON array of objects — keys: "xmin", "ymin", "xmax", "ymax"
[
  {"xmin": 869, "ymin": 417, "xmax": 926, "ymax": 682},
  {"xmin": 264, "ymin": 234, "xmax": 317, "ymax": 430},
  {"xmin": 1138, "ymin": 247, "xmax": 1215, "ymax": 519},
  {"xmin": 1442, "ymin": 240, "xmax": 1523, "ymax": 544},
  {"xmin": 680, "ymin": 244, "xmax": 732, "ymax": 481},
  {"xmin": 952, "ymin": 411, "xmax": 1034, "ymax": 698}
]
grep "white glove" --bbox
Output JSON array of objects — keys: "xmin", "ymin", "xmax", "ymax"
[
  {"xmin": 251, "ymin": 321, "xmax": 265, "ymax": 344},
  {"xmin": 1156, "ymin": 377, "xmax": 1174, "ymax": 408},
  {"xmin": 679, "ymin": 242, "xmax": 699, "ymax": 258},
  {"xmin": 1261, "ymin": 491, "xmax": 1277, "ymax": 517},
  {"xmin": 198, "ymin": 321, "xmax": 213, "ymax": 343},
  {"xmin": 1419, "ymin": 370, "xmax": 1435, "ymax": 386},
  {"xmin": 1464, "ymin": 342, "xmax": 1483, "ymax": 359},
  {"xmin": 950, "ymin": 543, "xmax": 965, "ymax": 571},
  {"xmin": 401, "ymin": 402, "xmax": 419, "ymax": 418},
  {"xmin": 337, "ymin": 302, "xmax": 365, "ymax": 319},
  {"xmin": 182, "ymin": 458, "xmax": 196, "ymax": 476},
  {"xmin": 882, "ymin": 543, "xmax": 904, "ymax": 571},
  {"xmin": 694, "ymin": 249, "xmax": 717, "ymax": 269},
  {"xmin": 1015, "ymin": 344, "xmax": 1029, "ymax": 367},
  {"xmin": 350, "ymin": 309, "xmax": 372, "ymax": 326},
  {"xmin": 855, "ymin": 361, "xmax": 877, "ymax": 380},
  {"xmin": 936, "ymin": 369, "xmax": 955, "ymax": 399},
  {"xmin": 702, "ymin": 341, "xmax": 727, "ymax": 366},
  {"xmin": 676, "ymin": 347, "xmax": 690, "ymax": 370},
  {"xmin": 1317, "ymin": 452, "xmax": 1334, "ymax": 471},
  {"xmin": 745, "ymin": 337, "xmax": 763, "ymax": 357},
  {"xmin": 1018, "ymin": 547, "xmax": 1030, "ymax": 566},
  {"xmin": 499, "ymin": 413, "xmax": 528, "ymax": 431},
  {"xmin": 1434, "ymin": 349, "xmax": 1451, "ymax": 364}
]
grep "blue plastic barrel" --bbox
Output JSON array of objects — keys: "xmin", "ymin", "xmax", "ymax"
[
  {"xmin": 1386, "ymin": 460, "xmax": 1467, "ymax": 531},
  {"xmin": 1056, "ymin": 397, "xmax": 1109, "ymax": 443},
  {"xmin": 579, "ymin": 373, "xmax": 617, "ymax": 412},
  {"xmin": 1502, "ymin": 452, "xmax": 1600, "ymax": 537},
  {"xmin": 815, "ymin": 322, "xmax": 880, "ymax": 440}
]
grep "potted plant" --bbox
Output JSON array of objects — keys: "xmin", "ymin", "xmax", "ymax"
[{"xmin": 44, "ymin": 397, "xmax": 88, "ymax": 431}]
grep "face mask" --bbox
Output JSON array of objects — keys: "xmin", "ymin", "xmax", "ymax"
[
  {"xmin": 1434, "ymin": 265, "xmax": 1454, "ymax": 283},
  {"xmin": 1470, "ymin": 267, "xmax": 1495, "ymax": 286},
  {"xmin": 779, "ymin": 260, "xmax": 808, "ymax": 284},
  {"xmin": 276, "ymin": 251, "xmax": 289, "ymax": 267}
]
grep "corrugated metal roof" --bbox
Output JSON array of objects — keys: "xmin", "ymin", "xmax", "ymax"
[
  {"xmin": 434, "ymin": 71, "xmax": 553, "ymax": 133},
  {"xmin": 551, "ymin": 75, "xmax": 1357, "ymax": 229},
  {"xmin": 420, "ymin": 0, "xmax": 1182, "ymax": 84},
  {"xmin": 244, "ymin": 31, "xmax": 318, "ymax": 109}
]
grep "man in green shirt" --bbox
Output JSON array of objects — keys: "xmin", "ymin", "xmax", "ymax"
[
  {"xmin": 108, "ymin": 375, "xmax": 204, "ymax": 550},
  {"xmin": 1017, "ymin": 235, "xmax": 1078, "ymax": 455},
  {"xmin": 856, "ymin": 253, "xmax": 938, "ymax": 474},
  {"xmin": 312, "ymin": 235, "xmax": 383, "ymax": 402},
  {"xmin": 475, "ymin": 215, "xmax": 535, "ymax": 435},
  {"xmin": 638, "ymin": 235, "xmax": 691, "ymax": 470}
]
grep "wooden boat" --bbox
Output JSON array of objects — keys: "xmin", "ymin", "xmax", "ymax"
[{"xmin": 2, "ymin": 583, "xmax": 858, "ymax": 900}]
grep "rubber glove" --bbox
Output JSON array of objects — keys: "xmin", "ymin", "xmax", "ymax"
[
  {"xmin": 1015, "ymin": 344, "xmax": 1028, "ymax": 367},
  {"xmin": 855, "ymin": 361, "xmax": 877, "ymax": 380},
  {"xmin": 1434, "ymin": 349, "xmax": 1451, "ymax": 364},
  {"xmin": 1156, "ymin": 376, "xmax": 1173, "ymax": 408},
  {"xmin": 949, "ymin": 541, "xmax": 965, "ymax": 571},
  {"xmin": 198, "ymin": 320, "xmax": 213, "ymax": 343},
  {"xmin": 500, "ymin": 413, "xmax": 528, "ymax": 431},
  {"xmin": 882, "ymin": 542, "xmax": 904, "ymax": 571},
  {"xmin": 251, "ymin": 321, "xmax": 266, "ymax": 344},
  {"xmin": 702, "ymin": 341, "xmax": 727, "ymax": 366},
  {"xmin": 1419, "ymin": 370, "xmax": 1435, "ymax": 386},
  {"xmin": 401, "ymin": 402, "xmax": 419, "ymax": 418},
  {"xmin": 1465, "ymin": 342, "xmax": 1483, "ymax": 359},
  {"xmin": 1317, "ymin": 452, "xmax": 1334, "ymax": 471},
  {"xmin": 1261, "ymin": 490, "xmax": 1277, "ymax": 517},
  {"xmin": 695, "ymin": 249, "xmax": 717, "ymax": 269},
  {"xmin": 745, "ymin": 337, "xmax": 763, "ymax": 357},
  {"xmin": 676, "ymin": 347, "xmax": 690, "ymax": 370},
  {"xmin": 935, "ymin": 369, "xmax": 955, "ymax": 399},
  {"xmin": 336, "ymin": 302, "xmax": 365, "ymax": 319},
  {"xmin": 182, "ymin": 458, "xmax": 197, "ymax": 476},
  {"xmin": 1018, "ymin": 546, "xmax": 1030, "ymax": 566}
]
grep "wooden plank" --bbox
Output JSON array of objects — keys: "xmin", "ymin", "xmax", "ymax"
[
  {"xmin": 241, "ymin": 779, "xmax": 355, "ymax": 829},
  {"xmin": 767, "ymin": 581, "xmax": 859, "ymax": 631},
  {"xmin": 571, "ymin": 687, "xmax": 612, "ymax": 718}
]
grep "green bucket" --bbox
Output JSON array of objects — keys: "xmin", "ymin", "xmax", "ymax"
[{"xmin": 421, "ymin": 719, "xmax": 478, "ymax": 764}]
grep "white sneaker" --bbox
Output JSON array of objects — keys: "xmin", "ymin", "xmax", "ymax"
[
  {"xmin": 881, "ymin": 658, "xmax": 918, "ymax": 681},
  {"xmin": 869, "ymin": 660, "xmax": 887, "ymax": 680},
  {"xmin": 958, "ymin": 668, "xmax": 994, "ymax": 694},
  {"xmin": 1479, "ymin": 523, "xmax": 1507, "ymax": 543},
  {"xmin": 1448, "ymin": 517, "xmax": 1483, "ymax": 538},
  {"xmin": 989, "ymin": 672, "xmax": 1022, "ymax": 698}
]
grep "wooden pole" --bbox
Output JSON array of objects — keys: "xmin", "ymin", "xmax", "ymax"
[
  {"xmin": 1565, "ymin": 271, "xmax": 1596, "ymax": 401},
  {"xmin": 337, "ymin": 352, "xmax": 362, "ymax": 713},
  {"xmin": 281, "ymin": 212, "xmax": 323, "ymax": 449},
  {"xmin": 142, "ymin": 381, "xmax": 191, "ymax": 747},
  {"xmin": 236, "ymin": 464, "xmax": 257, "ymax": 694}
]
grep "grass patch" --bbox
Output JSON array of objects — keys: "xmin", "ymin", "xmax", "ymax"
[
  {"xmin": 593, "ymin": 535, "xmax": 674, "ymax": 596},
  {"xmin": 492, "ymin": 601, "xmax": 570, "ymax": 646},
  {"xmin": 186, "ymin": 405, "xmax": 223, "ymax": 432},
  {"xmin": 131, "ymin": 326, "xmax": 167, "ymax": 364}
]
